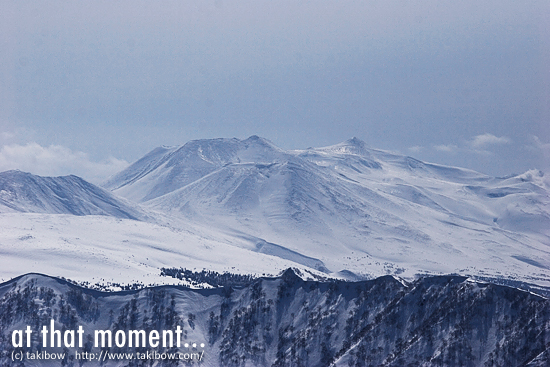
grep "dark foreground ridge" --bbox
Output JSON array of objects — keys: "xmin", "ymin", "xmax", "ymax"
[{"xmin": 0, "ymin": 271, "xmax": 548, "ymax": 366}]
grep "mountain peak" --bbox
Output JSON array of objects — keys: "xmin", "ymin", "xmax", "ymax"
[
  {"xmin": 246, "ymin": 135, "xmax": 263, "ymax": 141},
  {"xmin": 0, "ymin": 170, "xmax": 142, "ymax": 219},
  {"xmin": 317, "ymin": 137, "xmax": 371, "ymax": 156},
  {"xmin": 279, "ymin": 268, "xmax": 302, "ymax": 284},
  {"xmin": 346, "ymin": 137, "xmax": 366, "ymax": 147},
  {"xmin": 2, "ymin": 169, "xmax": 31, "ymax": 177},
  {"xmin": 242, "ymin": 135, "xmax": 279, "ymax": 149}
]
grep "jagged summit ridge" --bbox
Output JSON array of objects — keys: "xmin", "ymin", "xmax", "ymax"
[{"xmin": 0, "ymin": 272, "xmax": 548, "ymax": 366}]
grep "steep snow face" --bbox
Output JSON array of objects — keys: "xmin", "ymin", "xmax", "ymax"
[
  {"xmin": 103, "ymin": 136, "xmax": 288, "ymax": 203},
  {"xmin": 0, "ymin": 272, "xmax": 548, "ymax": 367},
  {"xmin": 100, "ymin": 136, "xmax": 550, "ymax": 287},
  {"xmin": 0, "ymin": 170, "xmax": 144, "ymax": 220}
]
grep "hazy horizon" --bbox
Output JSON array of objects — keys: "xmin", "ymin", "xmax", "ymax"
[{"xmin": 1, "ymin": 1, "xmax": 549, "ymax": 182}]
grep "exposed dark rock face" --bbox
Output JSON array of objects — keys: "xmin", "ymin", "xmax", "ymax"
[{"xmin": 0, "ymin": 271, "xmax": 548, "ymax": 366}]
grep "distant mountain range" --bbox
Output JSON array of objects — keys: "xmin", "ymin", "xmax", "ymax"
[
  {"xmin": 0, "ymin": 271, "xmax": 548, "ymax": 366},
  {"xmin": 0, "ymin": 136, "xmax": 549, "ymax": 290},
  {"xmin": 0, "ymin": 170, "xmax": 143, "ymax": 220}
]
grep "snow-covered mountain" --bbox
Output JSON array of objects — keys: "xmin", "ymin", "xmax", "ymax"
[
  {"xmin": 1, "ymin": 271, "xmax": 548, "ymax": 366},
  {"xmin": 0, "ymin": 136, "xmax": 548, "ymax": 290},
  {"xmin": 103, "ymin": 136, "xmax": 290, "ymax": 203},
  {"xmin": 1, "ymin": 136, "xmax": 549, "ymax": 365},
  {"xmin": 101, "ymin": 136, "xmax": 550, "ymax": 288},
  {"xmin": 0, "ymin": 170, "xmax": 144, "ymax": 220}
]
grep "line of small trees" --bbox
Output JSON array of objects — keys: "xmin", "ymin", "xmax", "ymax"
[{"xmin": 160, "ymin": 268, "xmax": 257, "ymax": 288}]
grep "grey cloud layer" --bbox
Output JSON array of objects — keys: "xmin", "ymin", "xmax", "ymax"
[{"xmin": 1, "ymin": 1, "xmax": 548, "ymax": 176}]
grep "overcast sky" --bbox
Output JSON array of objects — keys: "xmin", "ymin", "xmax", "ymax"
[{"xmin": 1, "ymin": 1, "xmax": 549, "ymax": 183}]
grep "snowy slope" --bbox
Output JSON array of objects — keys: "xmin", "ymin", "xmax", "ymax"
[
  {"xmin": 1, "ymin": 137, "xmax": 548, "ymax": 366},
  {"xmin": 102, "ymin": 136, "xmax": 550, "ymax": 287},
  {"xmin": 0, "ymin": 170, "xmax": 144, "ymax": 220},
  {"xmin": 103, "ymin": 136, "xmax": 288, "ymax": 203},
  {"xmin": 0, "ymin": 212, "xmax": 330, "ymax": 286},
  {"xmin": 0, "ymin": 137, "xmax": 548, "ymax": 289}
]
